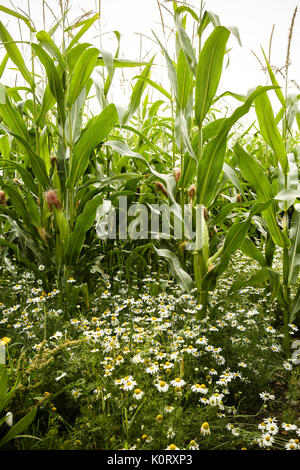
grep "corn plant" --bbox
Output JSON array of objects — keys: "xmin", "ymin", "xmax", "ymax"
[
  {"xmin": 139, "ymin": 3, "xmax": 277, "ymax": 314},
  {"xmin": 233, "ymin": 41, "xmax": 300, "ymax": 353},
  {"xmin": 0, "ymin": 4, "xmax": 149, "ymax": 290}
]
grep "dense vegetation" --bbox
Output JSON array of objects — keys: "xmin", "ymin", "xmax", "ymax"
[{"xmin": 0, "ymin": 0, "xmax": 300, "ymax": 450}]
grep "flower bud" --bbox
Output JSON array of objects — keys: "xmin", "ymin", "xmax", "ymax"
[{"xmin": 5, "ymin": 412, "xmax": 13, "ymax": 427}]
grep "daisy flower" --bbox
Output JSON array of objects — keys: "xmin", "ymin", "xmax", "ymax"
[
  {"xmin": 282, "ymin": 423, "xmax": 297, "ymax": 431},
  {"xmin": 191, "ymin": 383, "xmax": 208, "ymax": 394},
  {"xmin": 166, "ymin": 444, "xmax": 180, "ymax": 450},
  {"xmin": 200, "ymin": 422, "xmax": 210, "ymax": 435},
  {"xmin": 155, "ymin": 380, "xmax": 169, "ymax": 393},
  {"xmin": 285, "ymin": 439, "xmax": 300, "ymax": 450},
  {"xmin": 258, "ymin": 433, "xmax": 274, "ymax": 448},
  {"xmin": 259, "ymin": 391, "xmax": 275, "ymax": 401},
  {"xmin": 188, "ymin": 440, "xmax": 199, "ymax": 450},
  {"xmin": 170, "ymin": 377, "xmax": 185, "ymax": 388},
  {"xmin": 133, "ymin": 389, "xmax": 144, "ymax": 400}
]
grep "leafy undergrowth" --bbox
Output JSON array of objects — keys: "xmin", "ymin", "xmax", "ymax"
[{"xmin": 0, "ymin": 251, "xmax": 300, "ymax": 450}]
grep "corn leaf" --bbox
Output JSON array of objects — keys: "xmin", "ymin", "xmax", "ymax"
[
  {"xmin": 195, "ymin": 26, "xmax": 230, "ymax": 128},
  {"xmin": 0, "ymin": 21, "xmax": 34, "ymax": 88},
  {"xmin": 36, "ymin": 30, "xmax": 65, "ymax": 67},
  {"xmin": 0, "ymin": 125, "xmax": 49, "ymax": 189},
  {"xmin": 234, "ymin": 142, "xmax": 290, "ymax": 248},
  {"xmin": 67, "ymin": 46, "xmax": 99, "ymax": 108},
  {"xmin": 261, "ymin": 47, "xmax": 285, "ymax": 107},
  {"xmin": 153, "ymin": 246, "xmax": 193, "ymax": 293},
  {"xmin": 0, "ymin": 5, "xmax": 35, "ymax": 32},
  {"xmin": 122, "ymin": 57, "xmax": 154, "ymax": 125},
  {"xmin": 255, "ymin": 89, "xmax": 288, "ymax": 174},
  {"xmin": 0, "ymin": 53, "xmax": 9, "ymax": 79},
  {"xmin": 288, "ymin": 204, "xmax": 300, "ymax": 285},
  {"xmin": 66, "ymin": 194, "xmax": 103, "ymax": 264},
  {"xmin": 66, "ymin": 103, "xmax": 118, "ymax": 189},
  {"xmin": 67, "ymin": 14, "xmax": 100, "ymax": 51},
  {"xmin": 196, "ymin": 86, "xmax": 278, "ymax": 207},
  {"xmin": 174, "ymin": 6, "xmax": 198, "ymax": 76},
  {"xmin": 32, "ymin": 43, "xmax": 66, "ymax": 124}
]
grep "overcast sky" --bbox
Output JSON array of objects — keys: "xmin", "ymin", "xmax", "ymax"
[{"xmin": 0, "ymin": 0, "xmax": 300, "ymax": 116}]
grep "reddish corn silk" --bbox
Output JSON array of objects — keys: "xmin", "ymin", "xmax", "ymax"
[
  {"xmin": 0, "ymin": 190, "xmax": 7, "ymax": 206},
  {"xmin": 188, "ymin": 184, "xmax": 196, "ymax": 200},
  {"xmin": 173, "ymin": 167, "xmax": 181, "ymax": 183},
  {"xmin": 155, "ymin": 181, "xmax": 168, "ymax": 198},
  {"xmin": 44, "ymin": 189, "xmax": 62, "ymax": 210}
]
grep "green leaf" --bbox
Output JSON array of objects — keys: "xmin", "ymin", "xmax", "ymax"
[
  {"xmin": 195, "ymin": 26, "xmax": 230, "ymax": 128},
  {"xmin": 278, "ymin": 153, "xmax": 299, "ymax": 210},
  {"xmin": 223, "ymin": 162, "xmax": 244, "ymax": 195},
  {"xmin": 203, "ymin": 200, "xmax": 273, "ymax": 291},
  {"xmin": 36, "ymin": 84, "xmax": 56, "ymax": 125},
  {"xmin": 177, "ymin": 47, "xmax": 193, "ymax": 112},
  {"xmin": 0, "ymin": 5, "xmax": 35, "ymax": 32},
  {"xmin": 0, "ymin": 125, "xmax": 49, "ymax": 189},
  {"xmin": 32, "ymin": 43, "xmax": 66, "ymax": 124},
  {"xmin": 274, "ymin": 189, "xmax": 300, "ymax": 201},
  {"xmin": 65, "ymin": 88, "xmax": 86, "ymax": 145},
  {"xmin": 0, "ymin": 408, "xmax": 37, "ymax": 448},
  {"xmin": 66, "ymin": 103, "xmax": 118, "ymax": 189},
  {"xmin": 131, "ymin": 75, "xmax": 171, "ymax": 101},
  {"xmin": 234, "ymin": 142, "xmax": 290, "ymax": 249},
  {"xmin": 255, "ymin": 89, "xmax": 288, "ymax": 174},
  {"xmin": 0, "ymin": 238, "xmax": 20, "ymax": 262},
  {"xmin": 96, "ymin": 57, "xmax": 148, "ymax": 68},
  {"xmin": 230, "ymin": 267, "xmax": 284, "ymax": 304},
  {"xmin": 196, "ymin": 86, "xmax": 277, "ymax": 207},
  {"xmin": 288, "ymin": 204, "xmax": 300, "ymax": 285},
  {"xmin": 240, "ymin": 237, "xmax": 267, "ymax": 267},
  {"xmin": 152, "ymin": 31, "xmax": 179, "ymax": 101},
  {"xmin": 0, "ymin": 159, "xmax": 38, "ymax": 195},
  {"xmin": 0, "ymin": 21, "xmax": 34, "ymax": 88},
  {"xmin": 0, "ymin": 364, "xmax": 8, "ymax": 398},
  {"xmin": 122, "ymin": 57, "xmax": 154, "ymax": 125},
  {"xmin": 0, "ymin": 102, "xmax": 28, "ymax": 139},
  {"xmin": 36, "ymin": 30, "xmax": 65, "ymax": 67},
  {"xmin": 67, "ymin": 14, "xmax": 100, "ymax": 51},
  {"xmin": 66, "ymin": 195, "xmax": 103, "ymax": 264},
  {"xmin": 290, "ymin": 286, "xmax": 300, "ymax": 323},
  {"xmin": 67, "ymin": 47, "xmax": 99, "ymax": 108},
  {"xmin": 174, "ymin": 6, "xmax": 198, "ymax": 76},
  {"xmin": 261, "ymin": 47, "xmax": 285, "ymax": 107},
  {"xmin": 0, "ymin": 53, "xmax": 9, "ymax": 79},
  {"xmin": 175, "ymin": 110, "xmax": 196, "ymax": 158},
  {"xmin": 153, "ymin": 246, "xmax": 193, "ymax": 292}
]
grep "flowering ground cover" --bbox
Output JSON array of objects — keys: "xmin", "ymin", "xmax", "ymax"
[
  {"xmin": 0, "ymin": 0, "xmax": 300, "ymax": 453},
  {"xmin": 1, "ymin": 250, "xmax": 300, "ymax": 450}
]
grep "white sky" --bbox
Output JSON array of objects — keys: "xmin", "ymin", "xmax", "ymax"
[{"xmin": 0, "ymin": 0, "xmax": 300, "ymax": 119}]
